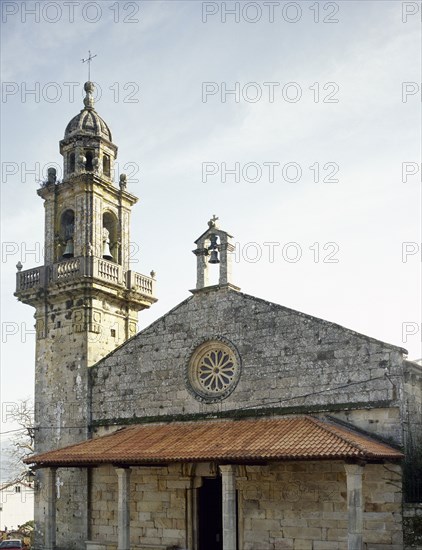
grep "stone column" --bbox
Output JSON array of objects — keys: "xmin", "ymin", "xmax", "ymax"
[
  {"xmin": 115, "ymin": 467, "xmax": 131, "ymax": 550},
  {"xmin": 220, "ymin": 465, "xmax": 237, "ymax": 550},
  {"xmin": 189, "ymin": 476, "xmax": 203, "ymax": 550},
  {"xmin": 218, "ymin": 242, "xmax": 234, "ymax": 286},
  {"xmin": 194, "ymin": 249, "xmax": 209, "ymax": 289},
  {"xmin": 344, "ymin": 463, "xmax": 365, "ymax": 550},
  {"xmin": 44, "ymin": 467, "xmax": 57, "ymax": 550}
]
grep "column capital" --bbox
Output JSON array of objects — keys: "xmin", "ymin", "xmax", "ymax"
[
  {"xmin": 115, "ymin": 466, "xmax": 132, "ymax": 475},
  {"xmin": 219, "ymin": 464, "xmax": 237, "ymax": 476},
  {"xmin": 344, "ymin": 463, "xmax": 365, "ymax": 476}
]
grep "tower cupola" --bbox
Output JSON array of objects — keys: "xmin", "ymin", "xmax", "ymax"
[{"xmin": 60, "ymin": 81, "xmax": 117, "ymax": 182}]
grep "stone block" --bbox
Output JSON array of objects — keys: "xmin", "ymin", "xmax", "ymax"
[
  {"xmin": 313, "ymin": 542, "xmax": 342, "ymax": 550},
  {"xmin": 283, "ymin": 528, "xmax": 322, "ymax": 540},
  {"xmin": 293, "ymin": 540, "xmax": 312, "ymax": 550}
]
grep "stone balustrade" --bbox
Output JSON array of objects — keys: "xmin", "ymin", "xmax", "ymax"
[
  {"xmin": 55, "ymin": 257, "xmax": 81, "ymax": 280},
  {"xmin": 15, "ymin": 266, "xmax": 46, "ymax": 290},
  {"xmin": 126, "ymin": 270, "xmax": 155, "ymax": 295},
  {"xmin": 16, "ymin": 257, "xmax": 154, "ymax": 298},
  {"xmin": 97, "ymin": 258, "xmax": 122, "ymax": 284}
]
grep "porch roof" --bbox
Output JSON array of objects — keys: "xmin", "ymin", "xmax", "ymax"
[{"xmin": 24, "ymin": 416, "xmax": 403, "ymax": 467}]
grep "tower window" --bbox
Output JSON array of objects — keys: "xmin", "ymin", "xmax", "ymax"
[
  {"xmin": 85, "ymin": 151, "xmax": 94, "ymax": 171},
  {"xmin": 59, "ymin": 209, "xmax": 75, "ymax": 260},
  {"xmin": 61, "ymin": 210, "xmax": 75, "ymax": 241},
  {"xmin": 102, "ymin": 211, "xmax": 118, "ymax": 263},
  {"xmin": 103, "ymin": 154, "xmax": 111, "ymax": 177},
  {"xmin": 69, "ymin": 152, "xmax": 75, "ymax": 173}
]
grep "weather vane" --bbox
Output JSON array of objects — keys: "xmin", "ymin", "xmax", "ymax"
[{"xmin": 81, "ymin": 50, "xmax": 97, "ymax": 81}]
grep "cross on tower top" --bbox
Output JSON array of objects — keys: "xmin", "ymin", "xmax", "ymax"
[
  {"xmin": 81, "ymin": 50, "xmax": 97, "ymax": 81},
  {"xmin": 208, "ymin": 214, "xmax": 219, "ymax": 228}
]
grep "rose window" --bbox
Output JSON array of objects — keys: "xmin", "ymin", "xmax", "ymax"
[
  {"xmin": 186, "ymin": 338, "xmax": 241, "ymax": 402},
  {"xmin": 198, "ymin": 348, "xmax": 236, "ymax": 392}
]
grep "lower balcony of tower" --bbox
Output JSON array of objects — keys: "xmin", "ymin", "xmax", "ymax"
[{"xmin": 14, "ymin": 256, "xmax": 157, "ymax": 309}]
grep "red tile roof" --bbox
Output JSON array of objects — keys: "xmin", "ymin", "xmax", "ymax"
[{"xmin": 25, "ymin": 416, "xmax": 402, "ymax": 467}]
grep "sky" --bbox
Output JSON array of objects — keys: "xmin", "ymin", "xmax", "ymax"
[{"xmin": 0, "ymin": 0, "xmax": 421, "ymax": 464}]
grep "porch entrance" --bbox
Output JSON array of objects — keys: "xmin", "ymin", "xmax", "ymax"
[{"xmin": 198, "ymin": 476, "xmax": 223, "ymax": 550}]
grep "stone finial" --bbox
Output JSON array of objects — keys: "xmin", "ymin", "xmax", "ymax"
[
  {"xmin": 47, "ymin": 167, "xmax": 57, "ymax": 185},
  {"xmin": 119, "ymin": 173, "xmax": 127, "ymax": 190},
  {"xmin": 83, "ymin": 81, "xmax": 95, "ymax": 110},
  {"xmin": 16, "ymin": 261, "xmax": 23, "ymax": 272},
  {"xmin": 150, "ymin": 270, "xmax": 156, "ymax": 279}
]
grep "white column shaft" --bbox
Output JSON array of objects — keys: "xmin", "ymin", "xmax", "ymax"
[
  {"xmin": 115, "ymin": 467, "xmax": 131, "ymax": 550},
  {"xmin": 44, "ymin": 467, "xmax": 57, "ymax": 550},
  {"xmin": 344, "ymin": 463, "xmax": 364, "ymax": 550},
  {"xmin": 220, "ymin": 465, "xmax": 237, "ymax": 550}
]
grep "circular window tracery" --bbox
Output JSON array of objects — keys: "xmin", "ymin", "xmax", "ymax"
[{"xmin": 186, "ymin": 337, "xmax": 241, "ymax": 403}]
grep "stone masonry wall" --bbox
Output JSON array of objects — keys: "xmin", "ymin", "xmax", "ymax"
[
  {"xmin": 34, "ymin": 290, "xmax": 138, "ymax": 550},
  {"xmin": 240, "ymin": 461, "xmax": 403, "ymax": 550},
  {"xmin": 87, "ymin": 461, "xmax": 402, "ymax": 550},
  {"xmin": 91, "ymin": 288, "xmax": 405, "ymax": 446},
  {"xmin": 90, "ymin": 464, "xmax": 189, "ymax": 549}
]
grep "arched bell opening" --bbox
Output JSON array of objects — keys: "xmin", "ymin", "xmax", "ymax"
[
  {"xmin": 68, "ymin": 152, "xmax": 76, "ymax": 174},
  {"xmin": 85, "ymin": 150, "xmax": 94, "ymax": 171},
  {"xmin": 59, "ymin": 209, "xmax": 75, "ymax": 260},
  {"xmin": 103, "ymin": 154, "xmax": 111, "ymax": 178},
  {"xmin": 205, "ymin": 233, "xmax": 220, "ymax": 286},
  {"xmin": 102, "ymin": 211, "xmax": 118, "ymax": 263}
]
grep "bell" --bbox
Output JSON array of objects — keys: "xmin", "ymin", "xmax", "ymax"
[
  {"xmin": 209, "ymin": 249, "xmax": 220, "ymax": 264},
  {"xmin": 62, "ymin": 239, "xmax": 74, "ymax": 258},
  {"xmin": 102, "ymin": 239, "xmax": 113, "ymax": 261}
]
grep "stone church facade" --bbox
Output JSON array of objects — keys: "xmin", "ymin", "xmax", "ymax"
[{"xmin": 15, "ymin": 82, "xmax": 422, "ymax": 550}]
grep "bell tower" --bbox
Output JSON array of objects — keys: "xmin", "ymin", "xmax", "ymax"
[
  {"xmin": 15, "ymin": 81, "xmax": 156, "ymax": 549},
  {"xmin": 192, "ymin": 215, "xmax": 239, "ymax": 291}
]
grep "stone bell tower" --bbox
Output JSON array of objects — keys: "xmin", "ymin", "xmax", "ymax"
[
  {"xmin": 192, "ymin": 215, "xmax": 240, "ymax": 292},
  {"xmin": 15, "ymin": 81, "xmax": 156, "ymax": 549}
]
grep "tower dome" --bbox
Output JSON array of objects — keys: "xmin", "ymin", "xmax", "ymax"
[
  {"xmin": 60, "ymin": 81, "xmax": 118, "ymax": 181},
  {"xmin": 64, "ymin": 81, "xmax": 112, "ymax": 142}
]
